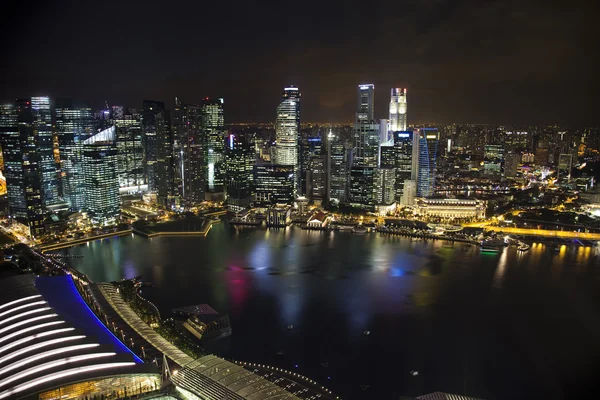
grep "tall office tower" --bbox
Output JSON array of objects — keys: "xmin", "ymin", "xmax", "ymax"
[
  {"xmin": 113, "ymin": 106, "xmax": 144, "ymax": 191},
  {"xmin": 55, "ymin": 99, "xmax": 95, "ymax": 211},
  {"xmin": 82, "ymin": 126, "xmax": 120, "ymax": 226},
  {"xmin": 379, "ymin": 119, "xmax": 389, "ymax": 144},
  {"xmin": 225, "ymin": 132, "xmax": 255, "ymax": 211},
  {"xmin": 483, "ymin": 144, "xmax": 504, "ymax": 175},
  {"xmin": 253, "ymin": 164, "xmax": 295, "ymax": 206},
  {"xmin": 298, "ymin": 130, "xmax": 310, "ymax": 195},
  {"xmin": 142, "ymin": 101, "xmax": 174, "ymax": 206},
  {"xmin": 274, "ymin": 86, "xmax": 300, "ymax": 194},
  {"xmin": 374, "ymin": 168, "xmax": 396, "ymax": 205},
  {"xmin": 417, "ymin": 128, "xmax": 439, "ymax": 197},
  {"xmin": 349, "ymin": 167, "xmax": 375, "ymax": 206},
  {"xmin": 357, "ymin": 84, "xmax": 374, "ymax": 121},
  {"xmin": 503, "ymin": 153, "xmax": 520, "ymax": 178},
  {"xmin": 389, "ymin": 88, "xmax": 407, "ymax": 131},
  {"xmin": 173, "ymin": 100, "xmax": 204, "ymax": 206},
  {"xmin": 328, "ymin": 134, "xmax": 350, "ymax": 203},
  {"xmin": 201, "ymin": 98, "xmax": 225, "ymax": 200},
  {"xmin": 393, "ymin": 131, "xmax": 419, "ymax": 203},
  {"xmin": 308, "ymin": 155, "xmax": 327, "ymax": 201}
]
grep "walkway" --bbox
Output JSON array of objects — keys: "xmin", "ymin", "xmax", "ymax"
[{"xmin": 97, "ymin": 283, "xmax": 194, "ymax": 367}]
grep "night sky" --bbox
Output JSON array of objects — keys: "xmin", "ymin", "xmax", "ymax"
[{"xmin": 2, "ymin": 0, "xmax": 598, "ymax": 126}]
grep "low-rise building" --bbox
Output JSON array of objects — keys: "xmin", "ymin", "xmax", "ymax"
[
  {"xmin": 266, "ymin": 205, "xmax": 291, "ymax": 227},
  {"xmin": 414, "ymin": 198, "xmax": 487, "ymax": 220},
  {"xmin": 307, "ymin": 211, "xmax": 329, "ymax": 228}
]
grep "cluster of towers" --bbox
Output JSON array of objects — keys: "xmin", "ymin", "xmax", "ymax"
[{"xmin": 270, "ymin": 84, "xmax": 439, "ymax": 212}]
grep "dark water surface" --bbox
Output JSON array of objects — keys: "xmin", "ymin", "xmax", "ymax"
[{"xmin": 61, "ymin": 224, "xmax": 600, "ymax": 399}]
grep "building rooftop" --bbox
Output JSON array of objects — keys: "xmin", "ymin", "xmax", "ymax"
[{"xmin": 0, "ymin": 274, "xmax": 154, "ymax": 400}]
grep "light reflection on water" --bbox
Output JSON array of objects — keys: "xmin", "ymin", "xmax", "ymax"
[{"xmin": 61, "ymin": 224, "xmax": 599, "ymax": 400}]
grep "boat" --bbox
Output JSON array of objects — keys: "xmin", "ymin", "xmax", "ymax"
[
  {"xmin": 480, "ymin": 239, "xmax": 507, "ymax": 253},
  {"xmin": 353, "ymin": 225, "xmax": 367, "ymax": 235},
  {"xmin": 517, "ymin": 243, "xmax": 530, "ymax": 252}
]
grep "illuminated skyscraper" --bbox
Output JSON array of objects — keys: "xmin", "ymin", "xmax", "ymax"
[
  {"xmin": 393, "ymin": 131, "xmax": 419, "ymax": 202},
  {"xmin": 225, "ymin": 131, "xmax": 255, "ymax": 211},
  {"xmin": 357, "ymin": 84, "xmax": 374, "ymax": 121},
  {"xmin": 253, "ymin": 164, "xmax": 295, "ymax": 206},
  {"xmin": 142, "ymin": 100, "xmax": 174, "ymax": 206},
  {"xmin": 274, "ymin": 86, "xmax": 300, "ymax": 193},
  {"xmin": 113, "ymin": 106, "xmax": 144, "ymax": 191},
  {"xmin": 55, "ymin": 99, "xmax": 95, "ymax": 211},
  {"xmin": 202, "ymin": 98, "xmax": 225, "ymax": 200},
  {"xmin": 483, "ymin": 144, "xmax": 504, "ymax": 175},
  {"xmin": 0, "ymin": 103, "xmax": 28, "ymax": 221},
  {"xmin": 173, "ymin": 99, "xmax": 204, "ymax": 206},
  {"xmin": 328, "ymin": 133, "xmax": 350, "ymax": 203},
  {"xmin": 389, "ymin": 88, "xmax": 407, "ymax": 131},
  {"xmin": 417, "ymin": 128, "xmax": 439, "ymax": 197},
  {"xmin": 82, "ymin": 126, "xmax": 120, "ymax": 225}
]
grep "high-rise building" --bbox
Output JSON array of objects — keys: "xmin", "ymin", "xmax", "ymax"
[
  {"xmin": 225, "ymin": 132, "xmax": 255, "ymax": 211},
  {"xmin": 483, "ymin": 144, "xmax": 504, "ymax": 175},
  {"xmin": 0, "ymin": 98, "xmax": 57, "ymax": 237},
  {"xmin": 202, "ymin": 98, "xmax": 225, "ymax": 200},
  {"xmin": 173, "ymin": 100, "xmax": 204, "ymax": 206},
  {"xmin": 349, "ymin": 167, "xmax": 375, "ymax": 207},
  {"xmin": 393, "ymin": 131, "xmax": 419, "ymax": 202},
  {"xmin": 253, "ymin": 164, "xmax": 295, "ymax": 206},
  {"xmin": 357, "ymin": 84, "xmax": 374, "ymax": 121},
  {"xmin": 274, "ymin": 86, "xmax": 300, "ymax": 194},
  {"xmin": 308, "ymin": 154, "xmax": 327, "ymax": 201},
  {"xmin": 389, "ymin": 88, "xmax": 407, "ymax": 131},
  {"xmin": 113, "ymin": 106, "xmax": 144, "ymax": 191},
  {"xmin": 328, "ymin": 134, "xmax": 350, "ymax": 203},
  {"xmin": 558, "ymin": 153, "xmax": 573, "ymax": 181},
  {"xmin": 82, "ymin": 126, "xmax": 120, "ymax": 226},
  {"xmin": 142, "ymin": 101, "xmax": 174, "ymax": 206},
  {"xmin": 417, "ymin": 128, "xmax": 439, "ymax": 197},
  {"xmin": 55, "ymin": 99, "xmax": 95, "ymax": 211}
]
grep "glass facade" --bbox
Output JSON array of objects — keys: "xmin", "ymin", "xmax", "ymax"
[
  {"xmin": 173, "ymin": 100, "xmax": 204, "ymax": 206},
  {"xmin": 113, "ymin": 106, "xmax": 144, "ymax": 191},
  {"xmin": 202, "ymin": 98, "xmax": 225, "ymax": 197},
  {"xmin": 225, "ymin": 132, "xmax": 255, "ymax": 210},
  {"xmin": 253, "ymin": 164, "xmax": 294, "ymax": 206},
  {"xmin": 143, "ymin": 100, "xmax": 174, "ymax": 205},
  {"xmin": 83, "ymin": 126, "xmax": 120, "ymax": 225},
  {"xmin": 0, "ymin": 103, "xmax": 25, "ymax": 219},
  {"xmin": 328, "ymin": 136, "xmax": 350, "ymax": 203},
  {"xmin": 39, "ymin": 374, "xmax": 161, "ymax": 400},
  {"xmin": 274, "ymin": 86, "xmax": 300, "ymax": 194},
  {"xmin": 349, "ymin": 166, "xmax": 375, "ymax": 207},
  {"xmin": 393, "ymin": 131, "xmax": 417, "ymax": 202},
  {"xmin": 417, "ymin": 128, "xmax": 439, "ymax": 197},
  {"xmin": 55, "ymin": 99, "xmax": 95, "ymax": 211}
]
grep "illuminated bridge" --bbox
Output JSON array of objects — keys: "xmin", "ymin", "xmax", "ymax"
[{"xmin": 0, "ymin": 272, "xmax": 159, "ymax": 400}]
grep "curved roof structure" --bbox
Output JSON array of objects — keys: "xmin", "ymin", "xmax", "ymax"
[{"xmin": 0, "ymin": 274, "xmax": 155, "ymax": 399}]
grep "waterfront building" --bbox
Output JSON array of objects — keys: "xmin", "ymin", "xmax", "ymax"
[
  {"xmin": 394, "ymin": 130, "xmax": 419, "ymax": 202},
  {"xmin": 172, "ymin": 99, "xmax": 204, "ymax": 206},
  {"xmin": 349, "ymin": 166, "xmax": 375, "ymax": 208},
  {"xmin": 374, "ymin": 167, "xmax": 396, "ymax": 206},
  {"xmin": 225, "ymin": 132, "xmax": 255, "ymax": 211},
  {"xmin": 113, "ymin": 106, "xmax": 145, "ymax": 192},
  {"xmin": 82, "ymin": 126, "xmax": 120, "ymax": 225},
  {"xmin": 266, "ymin": 204, "xmax": 292, "ymax": 227},
  {"xmin": 389, "ymin": 88, "xmax": 407, "ymax": 131},
  {"xmin": 142, "ymin": 100, "xmax": 175, "ymax": 205},
  {"xmin": 483, "ymin": 144, "xmax": 504, "ymax": 175},
  {"xmin": 504, "ymin": 152, "xmax": 520, "ymax": 177},
  {"xmin": 328, "ymin": 134, "xmax": 350, "ymax": 203},
  {"xmin": 307, "ymin": 211, "xmax": 329, "ymax": 228},
  {"xmin": 253, "ymin": 164, "xmax": 295, "ymax": 206},
  {"xmin": 414, "ymin": 198, "xmax": 487, "ymax": 220},
  {"xmin": 417, "ymin": 128, "xmax": 439, "ymax": 197},
  {"xmin": 55, "ymin": 99, "xmax": 95, "ymax": 211},
  {"xmin": 274, "ymin": 86, "xmax": 301, "ymax": 194},
  {"xmin": 0, "ymin": 98, "xmax": 56, "ymax": 237},
  {"xmin": 202, "ymin": 98, "xmax": 226, "ymax": 200},
  {"xmin": 401, "ymin": 179, "xmax": 417, "ymax": 206}
]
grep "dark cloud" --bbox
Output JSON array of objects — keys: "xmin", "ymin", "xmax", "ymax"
[{"xmin": 1, "ymin": 0, "xmax": 598, "ymax": 126}]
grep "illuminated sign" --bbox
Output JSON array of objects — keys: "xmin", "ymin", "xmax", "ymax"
[
  {"xmin": 284, "ymin": 87, "xmax": 298, "ymax": 91},
  {"xmin": 229, "ymin": 134, "xmax": 234, "ymax": 150},
  {"xmin": 426, "ymin": 134, "xmax": 438, "ymax": 139},
  {"xmin": 397, "ymin": 133, "xmax": 410, "ymax": 138},
  {"xmin": 359, "ymin": 84, "xmax": 374, "ymax": 90}
]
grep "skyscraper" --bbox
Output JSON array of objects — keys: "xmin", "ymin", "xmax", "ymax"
[
  {"xmin": 393, "ymin": 131, "xmax": 418, "ymax": 202},
  {"xmin": 202, "ymin": 98, "xmax": 226, "ymax": 200},
  {"xmin": 142, "ymin": 101, "xmax": 174, "ymax": 206},
  {"xmin": 225, "ymin": 131, "xmax": 255, "ymax": 211},
  {"xmin": 113, "ymin": 106, "xmax": 144, "ymax": 191},
  {"xmin": 82, "ymin": 126, "xmax": 120, "ymax": 226},
  {"xmin": 253, "ymin": 164, "xmax": 295, "ymax": 206},
  {"xmin": 328, "ymin": 133, "xmax": 350, "ymax": 203},
  {"xmin": 417, "ymin": 128, "xmax": 439, "ymax": 197},
  {"xmin": 55, "ymin": 99, "xmax": 95, "ymax": 211},
  {"xmin": 483, "ymin": 144, "xmax": 504, "ymax": 175},
  {"xmin": 389, "ymin": 88, "xmax": 407, "ymax": 131},
  {"xmin": 274, "ymin": 86, "xmax": 300, "ymax": 194},
  {"xmin": 357, "ymin": 84, "xmax": 375, "ymax": 121},
  {"xmin": 173, "ymin": 99, "xmax": 204, "ymax": 206}
]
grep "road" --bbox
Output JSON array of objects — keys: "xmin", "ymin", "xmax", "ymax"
[{"xmin": 479, "ymin": 226, "xmax": 600, "ymax": 240}]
